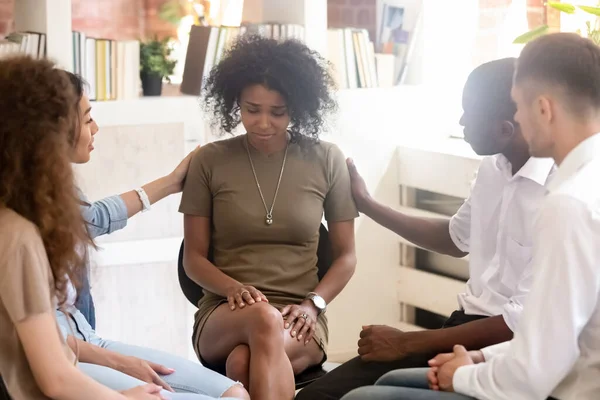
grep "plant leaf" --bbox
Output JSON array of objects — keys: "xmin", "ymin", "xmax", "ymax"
[
  {"xmin": 578, "ymin": 5, "xmax": 600, "ymax": 16},
  {"xmin": 159, "ymin": 0, "xmax": 183, "ymax": 26},
  {"xmin": 513, "ymin": 25, "xmax": 550, "ymax": 44},
  {"xmin": 548, "ymin": 2, "xmax": 577, "ymax": 14}
]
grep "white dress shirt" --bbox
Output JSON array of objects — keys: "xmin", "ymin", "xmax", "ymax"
[
  {"xmin": 453, "ymin": 133, "xmax": 600, "ymax": 400},
  {"xmin": 449, "ymin": 154, "xmax": 555, "ymax": 330}
]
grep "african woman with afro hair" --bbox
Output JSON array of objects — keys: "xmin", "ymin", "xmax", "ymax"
[{"xmin": 179, "ymin": 35, "xmax": 359, "ymax": 399}]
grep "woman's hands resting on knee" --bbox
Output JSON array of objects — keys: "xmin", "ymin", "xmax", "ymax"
[
  {"xmin": 227, "ymin": 285, "xmax": 269, "ymax": 310},
  {"xmin": 121, "ymin": 384, "xmax": 166, "ymax": 399},
  {"xmin": 117, "ymin": 356, "xmax": 175, "ymax": 392},
  {"xmin": 281, "ymin": 301, "xmax": 319, "ymax": 345}
]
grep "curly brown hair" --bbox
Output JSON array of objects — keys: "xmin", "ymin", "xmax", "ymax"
[{"xmin": 0, "ymin": 56, "xmax": 92, "ymax": 306}]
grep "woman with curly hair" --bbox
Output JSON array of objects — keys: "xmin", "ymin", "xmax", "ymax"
[
  {"xmin": 50, "ymin": 71, "xmax": 248, "ymax": 400},
  {"xmin": 0, "ymin": 56, "xmax": 164, "ymax": 399},
  {"xmin": 179, "ymin": 35, "xmax": 358, "ymax": 399}
]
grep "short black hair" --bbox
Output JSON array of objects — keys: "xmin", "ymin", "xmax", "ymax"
[
  {"xmin": 202, "ymin": 35, "xmax": 337, "ymax": 145},
  {"xmin": 515, "ymin": 33, "xmax": 600, "ymax": 116},
  {"xmin": 464, "ymin": 57, "xmax": 517, "ymax": 122}
]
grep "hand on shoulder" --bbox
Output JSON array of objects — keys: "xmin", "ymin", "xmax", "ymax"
[
  {"xmin": 346, "ymin": 158, "xmax": 371, "ymax": 212},
  {"xmin": 167, "ymin": 146, "xmax": 201, "ymax": 193}
]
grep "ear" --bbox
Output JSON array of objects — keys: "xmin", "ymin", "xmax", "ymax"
[
  {"xmin": 537, "ymin": 96, "xmax": 553, "ymax": 124},
  {"xmin": 500, "ymin": 120, "xmax": 515, "ymax": 138}
]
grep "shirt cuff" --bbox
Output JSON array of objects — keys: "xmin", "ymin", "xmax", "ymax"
[
  {"xmin": 452, "ymin": 364, "xmax": 480, "ymax": 397},
  {"xmin": 481, "ymin": 341, "xmax": 510, "ymax": 361}
]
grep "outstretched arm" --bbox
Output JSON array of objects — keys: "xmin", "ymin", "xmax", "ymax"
[
  {"xmin": 347, "ymin": 158, "xmax": 467, "ymax": 257},
  {"xmin": 81, "ymin": 148, "xmax": 198, "ymax": 239},
  {"xmin": 359, "ymin": 315, "xmax": 513, "ymax": 362}
]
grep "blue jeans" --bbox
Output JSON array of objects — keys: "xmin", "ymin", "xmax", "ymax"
[
  {"xmin": 56, "ymin": 309, "xmax": 241, "ymax": 399},
  {"xmin": 74, "ymin": 267, "xmax": 96, "ymax": 328},
  {"xmin": 341, "ymin": 368, "xmax": 475, "ymax": 400}
]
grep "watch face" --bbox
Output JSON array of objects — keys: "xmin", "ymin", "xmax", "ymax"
[{"xmin": 312, "ymin": 295, "xmax": 326, "ymax": 310}]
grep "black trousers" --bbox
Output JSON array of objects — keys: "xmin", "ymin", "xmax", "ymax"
[{"xmin": 295, "ymin": 310, "xmax": 487, "ymax": 400}]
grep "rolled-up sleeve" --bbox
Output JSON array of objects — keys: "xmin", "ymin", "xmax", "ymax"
[
  {"xmin": 80, "ymin": 194, "xmax": 128, "ymax": 239},
  {"xmin": 480, "ymin": 341, "xmax": 510, "ymax": 361},
  {"xmin": 449, "ymin": 197, "xmax": 472, "ymax": 253}
]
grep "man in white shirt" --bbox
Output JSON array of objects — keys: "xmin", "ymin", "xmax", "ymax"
[
  {"xmin": 342, "ymin": 32, "xmax": 600, "ymax": 400},
  {"xmin": 297, "ymin": 58, "xmax": 555, "ymax": 400},
  {"xmin": 436, "ymin": 32, "xmax": 600, "ymax": 400}
]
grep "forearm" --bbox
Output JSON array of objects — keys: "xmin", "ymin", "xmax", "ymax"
[
  {"xmin": 66, "ymin": 336, "xmax": 123, "ymax": 370},
  {"xmin": 312, "ymin": 253, "xmax": 356, "ymax": 304},
  {"xmin": 405, "ymin": 315, "xmax": 513, "ymax": 355},
  {"xmin": 184, "ymin": 252, "xmax": 243, "ymax": 297},
  {"xmin": 362, "ymin": 197, "xmax": 465, "ymax": 257},
  {"xmin": 120, "ymin": 175, "xmax": 179, "ymax": 218},
  {"xmin": 17, "ymin": 314, "xmax": 125, "ymax": 400}
]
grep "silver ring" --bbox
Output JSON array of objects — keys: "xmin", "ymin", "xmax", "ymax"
[
  {"xmin": 300, "ymin": 313, "xmax": 308, "ymax": 320},
  {"xmin": 240, "ymin": 290, "xmax": 250, "ymax": 296}
]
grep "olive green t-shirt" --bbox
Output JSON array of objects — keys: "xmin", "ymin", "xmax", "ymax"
[
  {"xmin": 179, "ymin": 134, "xmax": 358, "ymax": 304},
  {"xmin": 0, "ymin": 208, "xmax": 76, "ymax": 400}
]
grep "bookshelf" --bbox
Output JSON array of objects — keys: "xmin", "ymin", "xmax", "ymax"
[
  {"xmin": 181, "ymin": 0, "xmax": 386, "ymax": 94},
  {"xmin": 14, "ymin": 0, "xmax": 73, "ymax": 71},
  {"xmin": 242, "ymin": 0, "xmax": 327, "ymax": 55}
]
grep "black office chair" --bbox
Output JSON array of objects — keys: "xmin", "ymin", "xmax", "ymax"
[
  {"xmin": 0, "ymin": 376, "xmax": 10, "ymax": 400},
  {"xmin": 178, "ymin": 223, "xmax": 332, "ymax": 390}
]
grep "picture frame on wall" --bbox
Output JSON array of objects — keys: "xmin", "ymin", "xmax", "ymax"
[{"xmin": 376, "ymin": 0, "xmax": 423, "ymax": 85}]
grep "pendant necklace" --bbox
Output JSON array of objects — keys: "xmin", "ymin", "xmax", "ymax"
[{"xmin": 245, "ymin": 136, "xmax": 289, "ymax": 226}]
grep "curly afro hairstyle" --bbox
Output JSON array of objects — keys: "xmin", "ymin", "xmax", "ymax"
[{"xmin": 202, "ymin": 35, "xmax": 337, "ymax": 145}]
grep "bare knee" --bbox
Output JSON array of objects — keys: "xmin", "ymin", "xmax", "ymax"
[
  {"xmin": 245, "ymin": 303, "xmax": 283, "ymax": 349},
  {"xmin": 221, "ymin": 383, "xmax": 250, "ymax": 400},
  {"xmin": 226, "ymin": 344, "xmax": 250, "ymax": 385},
  {"xmin": 246, "ymin": 303, "xmax": 285, "ymax": 338}
]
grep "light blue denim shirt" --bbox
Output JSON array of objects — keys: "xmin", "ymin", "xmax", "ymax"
[
  {"xmin": 74, "ymin": 191, "xmax": 128, "ymax": 328},
  {"xmin": 80, "ymin": 193, "xmax": 128, "ymax": 239}
]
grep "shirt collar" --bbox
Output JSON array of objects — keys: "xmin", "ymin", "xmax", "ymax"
[
  {"xmin": 495, "ymin": 154, "xmax": 555, "ymax": 186},
  {"xmin": 547, "ymin": 132, "xmax": 600, "ymax": 193}
]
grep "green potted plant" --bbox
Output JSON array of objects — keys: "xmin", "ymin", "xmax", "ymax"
[
  {"xmin": 514, "ymin": 1, "xmax": 600, "ymax": 44},
  {"xmin": 140, "ymin": 37, "xmax": 177, "ymax": 96}
]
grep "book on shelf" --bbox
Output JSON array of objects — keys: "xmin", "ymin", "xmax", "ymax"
[
  {"xmin": 181, "ymin": 23, "xmax": 305, "ymax": 96},
  {"xmin": 327, "ymin": 28, "xmax": 379, "ymax": 90},
  {"xmin": 0, "ymin": 31, "xmax": 46, "ymax": 60},
  {"xmin": 72, "ymin": 31, "xmax": 140, "ymax": 102},
  {"xmin": 377, "ymin": 1, "xmax": 423, "ymax": 85}
]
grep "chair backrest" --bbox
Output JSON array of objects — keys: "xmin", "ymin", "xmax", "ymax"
[
  {"xmin": 178, "ymin": 223, "xmax": 333, "ymax": 307},
  {"xmin": 0, "ymin": 376, "xmax": 11, "ymax": 400}
]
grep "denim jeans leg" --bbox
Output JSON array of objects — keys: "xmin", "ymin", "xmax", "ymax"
[
  {"xmin": 74, "ymin": 267, "xmax": 96, "ymax": 329},
  {"xmin": 375, "ymin": 367, "xmax": 430, "ymax": 388}
]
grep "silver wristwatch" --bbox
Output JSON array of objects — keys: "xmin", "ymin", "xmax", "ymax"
[{"xmin": 305, "ymin": 292, "xmax": 327, "ymax": 315}]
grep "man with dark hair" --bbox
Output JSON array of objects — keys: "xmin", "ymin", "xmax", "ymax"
[
  {"xmin": 423, "ymin": 31, "xmax": 600, "ymax": 400},
  {"xmin": 296, "ymin": 58, "xmax": 555, "ymax": 399}
]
